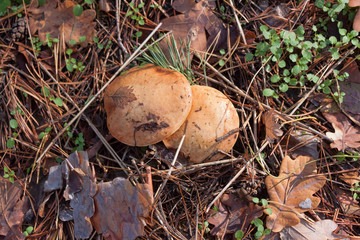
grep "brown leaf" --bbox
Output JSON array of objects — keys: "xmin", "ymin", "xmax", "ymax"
[
  {"xmin": 91, "ymin": 177, "xmax": 153, "ymax": 240},
  {"xmin": 29, "ymin": 0, "xmax": 96, "ymax": 47},
  {"xmin": 265, "ymin": 155, "xmax": 326, "ymax": 232},
  {"xmin": 336, "ymin": 188, "xmax": 360, "ymax": 216},
  {"xmin": 0, "ymin": 178, "xmax": 29, "ymax": 239},
  {"xmin": 207, "ymin": 193, "xmax": 263, "ymax": 236},
  {"xmin": 339, "ymin": 171, "xmax": 360, "ymax": 186},
  {"xmin": 323, "ymin": 112, "xmax": 360, "ymax": 151},
  {"xmin": 280, "ymin": 219, "xmax": 350, "ymax": 240},
  {"xmin": 172, "ymin": 0, "xmax": 196, "ymax": 13},
  {"xmin": 263, "ymin": 108, "xmax": 283, "ymax": 143},
  {"xmin": 161, "ymin": 0, "xmax": 223, "ymax": 55},
  {"xmin": 281, "ymin": 130, "xmax": 319, "ymax": 160}
]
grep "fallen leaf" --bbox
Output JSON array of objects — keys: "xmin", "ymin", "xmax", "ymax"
[
  {"xmin": 339, "ymin": 171, "xmax": 360, "ymax": 186},
  {"xmin": 161, "ymin": 0, "xmax": 235, "ymax": 55},
  {"xmin": 265, "ymin": 155, "xmax": 326, "ymax": 232},
  {"xmin": 45, "ymin": 151, "xmax": 154, "ymax": 240},
  {"xmin": 29, "ymin": 0, "xmax": 96, "ymax": 47},
  {"xmin": 0, "ymin": 178, "xmax": 29, "ymax": 239},
  {"xmin": 281, "ymin": 130, "xmax": 319, "ymax": 159},
  {"xmin": 91, "ymin": 177, "xmax": 153, "ymax": 240},
  {"xmin": 263, "ymin": 108, "xmax": 283, "ymax": 143},
  {"xmin": 280, "ymin": 219, "xmax": 350, "ymax": 240},
  {"xmin": 323, "ymin": 112, "xmax": 360, "ymax": 151},
  {"xmin": 207, "ymin": 193, "xmax": 263, "ymax": 236},
  {"xmin": 336, "ymin": 188, "xmax": 360, "ymax": 216}
]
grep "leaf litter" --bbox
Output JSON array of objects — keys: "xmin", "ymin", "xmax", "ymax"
[
  {"xmin": 265, "ymin": 155, "xmax": 326, "ymax": 232},
  {"xmin": 45, "ymin": 151, "xmax": 153, "ymax": 239}
]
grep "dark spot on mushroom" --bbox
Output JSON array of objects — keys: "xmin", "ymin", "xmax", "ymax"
[
  {"xmin": 154, "ymin": 66, "xmax": 173, "ymax": 75},
  {"xmin": 135, "ymin": 121, "xmax": 169, "ymax": 132},
  {"xmin": 146, "ymin": 113, "xmax": 160, "ymax": 121},
  {"xmin": 180, "ymin": 95, "xmax": 183, "ymax": 99},
  {"xmin": 195, "ymin": 106, "xmax": 202, "ymax": 112},
  {"xmin": 192, "ymin": 122, "xmax": 201, "ymax": 130},
  {"xmin": 109, "ymin": 86, "xmax": 137, "ymax": 109}
]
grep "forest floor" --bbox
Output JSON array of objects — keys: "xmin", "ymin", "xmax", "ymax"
[{"xmin": 1, "ymin": 0, "xmax": 360, "ymax": 239}]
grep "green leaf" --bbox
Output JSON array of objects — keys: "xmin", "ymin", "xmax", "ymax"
[
  {"xmin": 252, "ymin": 197, "xmax": 260, "ymax": 204},
  {"xmin": 278, "ymin": 60, "xmax": 286, "ymax": 68},
  {"xmin": 265, "ymin": 207, "xmax": 272, "ymax": 215},
  {"xmin": 54, "ymin": 97, "xmax": 63, "ymax": 107},
  {"xmin": 3, "ymin": 174, "xmax": 9, "ymax": 178},
  {"xmin": 45, "ymin": 126, "xmax": 52, "ymax": 133},
  {"xmin": 291, "ymin": 65, "xmax": 301, "ymax": 75},
  {"xmin": 79, "ymin": 36, "xmax": 86, "ymax": 42},
  {"xmin": 218, "ymin": 59, "xmax": 225, "ymax": 66},
  {"xmin": 329, "ymin": 36, "xmax": 337, "ymax": 44},
  {"xmin": 0, "ymin": 0, "xmax": 11, "ymax": 16},
  {"xmin": 252, "ymin": 218, "xmax": 263, "ymax": 227},
  {"xmin": 261, "ymin": 198, "xmax": 268, "ymax": 206},
  {"xmin": 38, "ymin": 132, "xmax": 46, "ymax": 139},
  {"xmin": 66, "ymin": 63, "xmax": 74, "ymax": 72},
  {"xmin": 10, "ymin": 119, "xmax": 18, "ymax": 129},
  {"xmin": 138, "ymin": 2, "xmax": 145, "ymax": 8},
  {"xmin": 138, "ymin": 19, "xmax": 145, "ymax": 25},
  {"xmin": 339, "ymin": 28, "xmax": 347, "ymax": 36},
  {"xmin": 264, "ymin": 228, "xmax": 271, "ymax": 235},
  {"xmin": 289, "ymin": 54, "xmax": 298, "ymax": 62},
  {"xmin": 42, "ymin": 87, "xmax": 50, "ymax": 97},
  {"xmin": 219, "ymin": 49, "xmax": 226, "ymax": 55},
  {"xmin": 235, "ymin": 230, "xmax": 244, "ymax": 239},
  {"xmin": 69, "ymin": 39, "xmax": 77, "ymax": 45},
  {"xmin": 66, "ymin": 49, "xmax": 73, "ymax": 56},
  {"xmin": 260, "ymin": 25, "xmax": 268, "ymax": 32},
  {"xmin": 135, "ymin": 31, "xmax": 143, "ymax": 37},
  {"xmin": 263, "ymin": 88, "xmax": 274, "ymax": 97},
  {"xmin": 270, "ymin": 74, "xmax": 280, "ymax": 83},
  {"xmin": 6, "ymin": 138, "xmax": 15, "ymax": 148},
  {"xmin": 25, "ymin": 226, "xmax": 34, "ymax": 234},
  {"xmin": 245, "ymin": 52, "xmax": 254, "ymax": 61},
  {"xmin": 85, "ymin": 0, "xmax": 93, "ymax": 4},
  {"xmin": 73, "ymin": 5, "xmax": 83, "ymax": 16}
]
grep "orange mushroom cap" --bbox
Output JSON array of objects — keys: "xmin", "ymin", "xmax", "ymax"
[
  {"xmin": 104, "ymin": 64, "xmax": 192, "ymax": 146},
  {"xmin": 163, "ymin": 85, "xmax": 239, "ymax": 163}
]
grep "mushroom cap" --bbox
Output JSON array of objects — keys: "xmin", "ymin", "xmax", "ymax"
[
  {"xmin": 163, "ymin": 85, "xmax": 239, "ymax": 163},
  {"xmin": 349, "ymin": 0, "xmax": 360, "ymax": 7},
  {"xmin": 354, "ymin": 8, "xmax": 360, "ymax": 31},
  {"xmin": 104, "ymin": 64, "xmax": 192, "ymax": 146}
]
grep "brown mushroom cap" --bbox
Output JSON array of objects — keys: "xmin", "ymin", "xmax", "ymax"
[
  {"xmin": 163, "ymin": 85, "xmax": 239, "ymax": 163},
  {"xmin": 104, "ymin": 64, "xmax": 192, "ymax": 146},
  {"xmin": 349, "ymin": 0, "xmax": 360, "ymax": 7}
]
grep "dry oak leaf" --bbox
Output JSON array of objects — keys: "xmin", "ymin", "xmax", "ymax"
[
  {"xmin": 263, "ymin": 108, "xmax": 283, "ymax": 143},
  {"xmin": 280, "ymin": 219, "xmax": 350, "ymax": 240},
  {"xmin": 29, "ymin": 0, "xmax": 96, "ymax": 47},
  {"xmin": 0, "ymin": 178, "xmax": 29, "ymax": 240},
  {"xmin": 91, "ymin": 177, "xmax": 153, "ymax": 240},
  {"xmin": 265, "ymin": 155, "xmax": 326, "ymax": 232},
  {"xmin": 339, "ymin": 171, "xmax": 360, "ymax": 186},
  {"xmin": 207, "ymin": 193, "xmax": 263, "ymax": 236},
  {"xmin": 161, "ymin": 0, "xmax": 222, "ymax": 55},
  {"xmin": 323, "ymin": 112, "xmax": 360, "ymax": 151}
]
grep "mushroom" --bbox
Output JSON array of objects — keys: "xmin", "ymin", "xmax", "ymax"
[
  {"xmin": 349, "ymin": 0, "xmax": 360, "ymax": 31},
  {"xmin": 104, "ymin": 64, "xmax": 192, "ymax": 146},
  {"xmin": 163, "ymin": 85, "xmax": 239, "ymax": 163}
]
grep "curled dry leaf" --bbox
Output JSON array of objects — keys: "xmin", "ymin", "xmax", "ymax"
[
  {"xmin": 281, "ymin": 130, "xmax": 319, "ymax": 160},
  {"xmin": 323, "ymin": 112, "xmax": 360, "ymax": 151},
  {"xmin": 280, "ymin": 219, "xmax": 350, "ymax": 240},
  {"xmin": 91, "ymin": 177, "xmax": 153, "ymax": 240},
  {"xmin": 265, "ymin": 155, "xmax": 326, "ymax": 232},
  {"xmin": 207, "ymin": 193, "xmax": 263, "ymax": 236},
  {"xmin": 0, "ymin": 178, "xmax": 29, "ymax": 240},
  {"xmin": 28, "ymin": 0, "xmax": 96, "ymax": 47},
  {"xmin": 263, "ymin": 108, "xmax": 283, "ymax": 143},
  {"xmin": 45, "ymin": 151, "xmax": 154, "ymax": 240},
  {"xmin": 339, "ymin": 171, "xmax": 360, "ymax": 186}
]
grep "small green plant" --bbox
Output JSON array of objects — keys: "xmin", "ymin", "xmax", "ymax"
[
  {"xmin": 45, "ymin": 33, "xmax": 59, "ymax": 47},
  {"xmin": 3, "ymin": 166, "xmax": 15, "ymax": 183},
  {"xmin": 7, "ymin": 118, "xmax": 19, "ymax": 149},
  {"xmin": 29, "ymin": 36, "xmax": 43, "ymax": 55},
  {"xmin": 350, "ymin": 181, "xmax": 360, "ymax": 200},
  {"xmin": 73, "ymin": 132, "xmax": 85, "ymax": 151},
  {"xmin": 23, "ymin": 226, "xmax": 34, "ymax": 237},
  {"xmin": 41, "ymin": 87, "xmax": 64, "ymax": 106},
  {"xmin": 38, "ymin": 126, "xmax": 52, "ymax": 140},
  {"xmin": 235, "ymin": 229, "xmax": 244, "ymax": 240},
  {"xmin": 218, "ymin": 49, "xmax": 226, "ymax": 66},
  {"xmin": 198, "ymin": 221, "xmax": 210, "ymax": 234},
  {"xmin": 251, "ymin": 197, "xmax": 272, "ymax": 239},
  {"xmin": 126, "ymin": 2, "xmax": 145, "ymax": 26},
  {"xmin": 251, "ymin": 218, "xmax": 271, "ymax": 239},
  {"xmin": 65, "ymin": 47, "xmax": 86, "ymax": 73}
]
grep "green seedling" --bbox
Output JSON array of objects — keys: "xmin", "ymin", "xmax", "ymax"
[
  {"xmin": 3, "ymin": 166, "xmax": 15, "ymax": 183},
  {"xmin": 23, "ymin": 226, "xmax": 33, "ymax": 237},
  {"xmin": 41, "ymin": 87, "xmax": 64, "ymax": 107}
]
